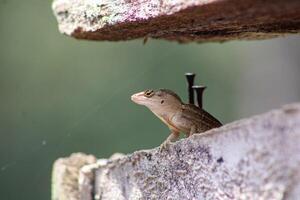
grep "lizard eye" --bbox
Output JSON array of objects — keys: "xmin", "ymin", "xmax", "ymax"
[{"xmin": 144, "ymin": 90, "xmax": 154, "ymax": 97}]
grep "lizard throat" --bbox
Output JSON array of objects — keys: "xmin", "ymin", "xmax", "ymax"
[{"xmin": 151, "ymin": 111, "xmax": 179, "ymax": 131}]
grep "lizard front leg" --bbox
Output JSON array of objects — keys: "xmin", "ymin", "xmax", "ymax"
[
  {"xmin": 160, "ymin": 131, "xmax": 180, "ymax": 151},
  {"xmin": 188, "ymin": 125, "xmax": 197, "ymax": 137}
]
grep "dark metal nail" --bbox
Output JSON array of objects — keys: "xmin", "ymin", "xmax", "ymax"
[
  {"xmin": 192, "ymin": 85, "xmax": 207, "ymax": 109},
  {"xmin": 185, "ymin": 73, "xmax": 196, "ymax": 104}
]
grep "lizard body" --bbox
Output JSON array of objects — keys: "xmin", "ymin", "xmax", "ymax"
[{"xmin": 131, "ymin": 89, "xmax": 222, "ymax": 149}]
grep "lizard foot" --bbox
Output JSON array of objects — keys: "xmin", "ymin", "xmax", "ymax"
[{"xmin": 159, "ymin": 141, "xmax": 171, "ymax": 152}]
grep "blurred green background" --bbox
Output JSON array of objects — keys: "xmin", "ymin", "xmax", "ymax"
[{"xmin": 0, "ymin": 1, "xmax": 300, "ymax": 200}]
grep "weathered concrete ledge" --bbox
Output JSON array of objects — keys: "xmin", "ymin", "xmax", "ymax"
[
  {"xmin": 52, "ymin": 0, "xmax": 300, "ymax": 42},
  {"xmin": 52, "ymin": 103, "xmax": 300, "ymax": 200}
]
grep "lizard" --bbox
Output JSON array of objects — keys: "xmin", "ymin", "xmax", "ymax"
[{"xmin": 131, "ymin": 89, "xmax": 222, "ymax": 150}]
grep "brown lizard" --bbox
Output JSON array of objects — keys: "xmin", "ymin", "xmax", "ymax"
[{"xmin": 131, "ymin": 89, "xmax": 222, "ymax": 149}]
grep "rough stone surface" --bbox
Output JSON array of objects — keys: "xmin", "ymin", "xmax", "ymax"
[
  {"xmin": 52, "ymin": 0, "xmax": 300, "ymax": 42},
  {"xmin": 52, "ymin": 103, "xmax": 300, "ymax": 200},
  {"xmin": 52, "ymin": 153, "xmax": 97, "ymax": 200}
]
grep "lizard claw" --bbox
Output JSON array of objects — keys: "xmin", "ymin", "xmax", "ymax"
[{"xmin": 159, "ymin": 141, "xmax": 170, "ymax": 152}]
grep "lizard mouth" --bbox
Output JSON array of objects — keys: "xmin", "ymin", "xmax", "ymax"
[{"xmin": 131, "ymin": 92, "xmax": 146, "ymax": 105}]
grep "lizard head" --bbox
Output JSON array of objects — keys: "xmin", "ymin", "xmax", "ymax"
[{"xmin": 131, "ymin": 89, "xmax": 182, "ymax": 116}]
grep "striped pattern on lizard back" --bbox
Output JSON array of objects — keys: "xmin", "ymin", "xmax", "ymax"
[{"xmin": 181, "ymin": 104, "xmax": 222, "ymax": 133}]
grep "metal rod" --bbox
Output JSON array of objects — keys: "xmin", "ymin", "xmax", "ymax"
[
  {"xmin": 192, "ymin": 85, "xmax": 207, "ymax": 109},
  {"xmin": 185, "ymin": 73, "xmax": 196, "ymax": 104}
]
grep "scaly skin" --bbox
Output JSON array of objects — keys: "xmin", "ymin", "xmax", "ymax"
[{"xmin": 131, "ymin": 89, "xmax": 222, "ymax": 150}]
